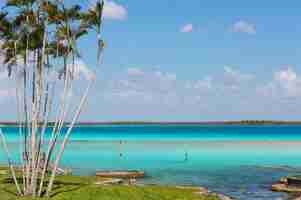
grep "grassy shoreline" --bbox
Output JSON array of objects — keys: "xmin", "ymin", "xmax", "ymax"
[{"xmin": 0, "ymin": 167, "xmax": 221, "ymax": 200}]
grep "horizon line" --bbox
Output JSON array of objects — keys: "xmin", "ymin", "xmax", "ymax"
[{"xmin": 1, "ymin": 120, "xmax": 301, "ymax": 125}]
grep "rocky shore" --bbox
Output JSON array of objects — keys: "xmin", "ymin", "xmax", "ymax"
[{"xmin": 272, "ymin": 176, "xmax": 301, "ymax": 200}]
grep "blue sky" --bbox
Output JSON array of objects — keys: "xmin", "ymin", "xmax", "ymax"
[{"xmin": 1, "ymin": 0, "xmax": 301, "ymax": 121}]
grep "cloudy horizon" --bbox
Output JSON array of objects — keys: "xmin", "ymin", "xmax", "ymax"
[{"xmin": 1, "ymin": 0, "xmax": 301, "ymax": 121}]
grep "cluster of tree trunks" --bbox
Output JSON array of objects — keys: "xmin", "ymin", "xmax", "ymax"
[{"xmin": 0, "ymin": 0, "xmax": 104, "ymax": 197}]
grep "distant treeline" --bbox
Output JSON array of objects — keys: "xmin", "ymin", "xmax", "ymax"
[
  {"xmin": 1, "ymin": 120, "xmax": 301, "ymax": 126},
  {"xmin": 222, "ymin": 120, "xmax": 301, "ymax": 125}
]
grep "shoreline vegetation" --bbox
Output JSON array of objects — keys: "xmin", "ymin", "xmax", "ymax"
[
  {"xmin": 1, "ymin": 120, "xmax": 301, "ymax": 127},
  {"xmin": 0, "ymin": 166, "xmax": 223, "ymax": 200}
]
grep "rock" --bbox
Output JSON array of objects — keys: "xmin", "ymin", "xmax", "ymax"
[
  {"xmin": 218, "ymin": 194, "xmax": 234, "ymax": 200},
  {"xmin": 63, "ymin": 168, "xmax": 72, "ymax": 175},
  {"xmin": 287, "ymin": 176, "xmax": 301, "ymax": 187},
  {"xmin": 95, "ymin": 178, "xmax": 123, "ymax": 185},
  {"xmin": 280, "ymin": 177, "xmax": 288, "ymax": 184},
  {"xmin": 272, "ymin": 183, "xmax": 301, "ymax": 193},
  {"xmin": 127, "ymin": 178, "xmax": 136, "ymax": 185},
  {"xmin": 197, "ymin": 187, "xmax": 209, "ymax": 195},
  {"xmin": 177, "ymin": 186, "xmax": 234, "ymax": 200},
  {"xmin": 96, "ymin": 170, "xmax": 145, "ymax": 179},
  {"xmin": 272, "ymin": 175, "xmax": 301, "ymax": 194},
  {"xmin": 210, "ymin": 192, "xmax": 235, "ymax": 200},
  {"xmin": 176, "ymin": 186, "xmax": 208, "ymax": 194}
]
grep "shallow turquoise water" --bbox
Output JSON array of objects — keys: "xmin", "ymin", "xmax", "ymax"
[{"xmin": 1, "ymin": 125, "xmax": 301, "ymax": 199}]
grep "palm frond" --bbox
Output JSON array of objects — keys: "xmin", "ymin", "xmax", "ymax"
[{"xmin": 6, "ymin": 0, "xmax": 36, "ymax": 8}]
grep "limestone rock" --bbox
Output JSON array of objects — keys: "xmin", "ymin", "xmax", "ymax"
[{"xmin": 95, "ymin": 178, "xmax": 123, "ymax": 185}]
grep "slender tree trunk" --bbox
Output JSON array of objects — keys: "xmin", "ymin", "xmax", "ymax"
[
  {"xmin": 37, "ymin": 57, "xmax": 71, "ymax": 195},
  {"xmin": 15, "ymin": 74, "xmax": 27, "ymax": 194},
  {"xmin": 0, "ymin": 129, "xmax": 22, "ymax": 196},
  {"xmin": 46, "ymin": 80, "xmax": 94, "ymax": 197},
  {"xmin": 29, "ymin": 26, "xmax": 47, "ymax": 197},
  {"xmin": 23, "ymin": 34, "xmax": 31, "ymax": 194}
]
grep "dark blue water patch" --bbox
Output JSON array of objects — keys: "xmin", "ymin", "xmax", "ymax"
[{"xmin": 140, "ymin": 165, "xmax": 291, "ymax": 200}]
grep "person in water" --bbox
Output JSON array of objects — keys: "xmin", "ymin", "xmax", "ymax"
[{"xmin": 119, "ymin": 140, "xmax": 123, "ymax": 157}]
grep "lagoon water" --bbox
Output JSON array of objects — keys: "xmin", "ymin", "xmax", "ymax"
[{"xmin": 1, "ymin": 125, "xmax": 301, "ymax": 199}]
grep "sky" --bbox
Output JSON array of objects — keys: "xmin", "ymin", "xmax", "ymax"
[{"xmin": 1, "ymin": 0, "xmax": 301, "ymax": 121}]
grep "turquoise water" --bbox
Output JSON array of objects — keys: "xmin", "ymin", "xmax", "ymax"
[{"xmin": 1, "ymin": 125, "xmax": 301, "ymax": 199}]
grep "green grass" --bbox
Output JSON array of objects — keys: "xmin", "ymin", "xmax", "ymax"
[{"xmin": 0, "ymin": 169, "xmax": 219, "ymax": 200}]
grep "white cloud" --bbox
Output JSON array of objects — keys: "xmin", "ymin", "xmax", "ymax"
[
  {"xmin": 103, "ymin": 0, "xmax": 128, "ymax": 20},
  {"xmin": 180, "ymin": 24, "xmax": 193, "ymax": 33},
  {"xmin": 105, "ymin": 66, "xmax": 258, "ymax": 108},
  {"xmin": 187, "ymin": 77, "xmax": 212, "ymax": 90},
  {"xmin": 166, "ymin": 73, "xmax": 177, "ymax": 81},
  {"xmin": 274, "ymin": 67, "xmax": 297, "ymax": 82},
  {"xmin": 0, "ymin": 71, "xmax": 8, "ymax": 80},
  {"xmin": 222, "ymin": 66, "xmax": 254, "ymax": 89},
  {"xmin": 0, "ymin": 88, "xmax": 14, "ymax": 103},
  {"xmin": 274, "ymin": 68, "xmax": 301, "ymax": 97},
  {"xmin": 258, "ymin": 67, "xmax": 301, "ymax": 97},
  {"xmin": 104, "ymin": 68, "xmax": 179, "ymax": 105},
  {"xmin": 223, "ymin": 66, "xmax": 253, "ymax": 81},
  {"xmin": 155, "ymin": 71, "xmax": 177, "ymax": 81},
  {"xmin": 231, "ymin": 20, "xmax": 256, "ymax": 35},
  {"xmin": 4, "ymin": 61, "xmax": 301, "ymax": 121},
  {"xmin": 127, "ymin": 68, "xmax": 145, "ymax": 76}
]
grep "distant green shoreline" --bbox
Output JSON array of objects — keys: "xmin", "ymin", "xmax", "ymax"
[{"xmin": 1, "ymin": 120, "xmax": 301, "ymax": 126}]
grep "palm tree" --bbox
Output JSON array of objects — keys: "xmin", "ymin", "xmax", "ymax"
[{"xmin": 0, "ymin": 0, "xmax": 105, "ymax": 197}]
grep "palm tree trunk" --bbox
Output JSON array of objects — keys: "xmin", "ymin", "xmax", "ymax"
[
  {"xmin": 46, "ymin": 79, "xmax": 94, "ymax": 197},
  {"xmin": 30, "ymin": 26, "xmax": 47, "ymax": 197},
  {"xmin": 0, "ymin": 129, "xmax": 22, "ymax": 196},
  {"xmin": 38, "ymin": 58, "xmax": 71, "ymax": 196},
  {"xmin": 15, "ymin": 75, "xmax": 27, "ymax": 194},
  {"xmin": 36, "ymin": 83, "xmax": 55, "ymax": 197},
  {"xmin": 23, "ymin": 35, "xmax": 31, "ymax": 194}
]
